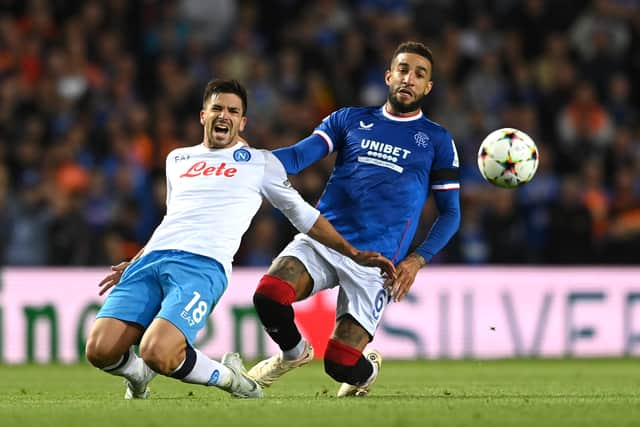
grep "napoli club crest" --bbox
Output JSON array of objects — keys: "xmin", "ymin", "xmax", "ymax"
[{"xmin": 233, "ymin": 148, "xmax": 251, "ymax": 162}]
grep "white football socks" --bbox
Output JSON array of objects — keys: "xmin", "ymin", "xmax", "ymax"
[
  {"xmin": 172, "ymin": 348, "xmax": 233, "ymax": 389},
  {"xmin": 102, "ymin": 346, "xmax": 155, "ymax": 385},
  {"xmin": 282, "ymin": 339, "xmax": 307, "ymax": 361},
  {"xmin": 104, "ymin": 346, "xmax": 234, "ymax": 391}
]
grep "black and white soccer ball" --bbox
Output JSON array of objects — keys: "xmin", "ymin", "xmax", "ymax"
[{"xmin": 477, "ymin": 128, "xmax": 539, "ymax": 189}]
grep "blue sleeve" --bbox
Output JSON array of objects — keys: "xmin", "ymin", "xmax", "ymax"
[
  {"xmin": 273, "ymin": 108, "xmax": 349, "ymax": 174},
  {"xmin": 272, "ymin": 134, "xmax": 330, "ymax": 174},
  {"xmin": 432, "ymin": 130, "xmax": 459, "ymax": 170},
  {"xmin": 414, "ymin": 188, "xmax": 461, "ymax": 262}
]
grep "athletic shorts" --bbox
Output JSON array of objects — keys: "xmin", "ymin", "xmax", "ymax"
[
  {"xmin": 96, "ymin": 249, "xmax": 227, "ymax": 345},
  {"xmin": 279, "ymin": 234, "xmax": 391, "ymax": 337}
]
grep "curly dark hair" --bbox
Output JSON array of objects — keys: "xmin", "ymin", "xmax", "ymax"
[{"xmin": 391, "ymin": 41, "xmax": 434, "ymax": 69}]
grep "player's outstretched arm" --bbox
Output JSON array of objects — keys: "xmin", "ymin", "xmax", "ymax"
[
  {"xmin": 272, "ymin": 134, "xmax": 329, "ymax": 174},
  {"xmin": 384, "ymin": 188, "xmax": 461, "ymax": 302},
  {"xmin": 306, "ymin": 215, "xmax": 396, "ymax": 279}
]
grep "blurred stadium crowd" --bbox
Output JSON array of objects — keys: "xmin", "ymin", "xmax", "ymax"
[{"xmin": 0, "ymin": 0, "xmax": 638, "ymax": 266}]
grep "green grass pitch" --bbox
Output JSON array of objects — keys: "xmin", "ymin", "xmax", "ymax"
[{"xmin": 1, "ymin": 358, "xmax": 638, "ymax": 427}]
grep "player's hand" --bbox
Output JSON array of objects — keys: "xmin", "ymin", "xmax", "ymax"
[
  {"xmin": 352, "ymin": 250, "xmax": 396, "ymax": 279},
  {"xmin": 98, "ymin": 261, "xmax": 129, "ymax": 296},
  {"xmin": 383, "ymin": 254, "xmax": 424, "ymax": 302}
]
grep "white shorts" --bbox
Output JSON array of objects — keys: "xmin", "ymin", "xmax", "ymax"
[{"xmin": 279, "ymin": 234, "xmax": 391, "ymax": 337}]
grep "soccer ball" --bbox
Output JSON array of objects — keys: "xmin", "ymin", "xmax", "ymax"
[{"xmin": 477, "ymin": 128, "xmax": 539, "ymax": 189}]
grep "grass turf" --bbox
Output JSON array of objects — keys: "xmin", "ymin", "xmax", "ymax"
[{"xmin": 0, "ymin": 358, "xmax": 638, "ymax": 427}]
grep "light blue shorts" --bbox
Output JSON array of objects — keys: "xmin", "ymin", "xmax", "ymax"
[{"xmin": 96, "ymin": 249, "xmax": 227, "ymax": 345}]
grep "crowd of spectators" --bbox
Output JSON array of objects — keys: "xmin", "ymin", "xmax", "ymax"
[{"xmin": 0, "ymin": 0, "xmax": 638, "ymax": 266}]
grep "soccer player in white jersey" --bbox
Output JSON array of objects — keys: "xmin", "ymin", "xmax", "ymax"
[
  {"xmin": 85, "ymin": 79, "xmax": 395, "ymax": 399},
  {"xmin": 248, "ymin": 42, "xmax": 461, "ymax": 396}
]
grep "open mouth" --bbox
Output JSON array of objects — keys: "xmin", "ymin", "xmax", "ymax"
[{"xmin": 213, "ymin": 122, "xmax": 230, "ymax": 135}]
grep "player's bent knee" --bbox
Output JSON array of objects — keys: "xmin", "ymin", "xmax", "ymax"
[
  {"xmin": 139, "ymin": 342, "xmax": 176, "ymax": 375},
  {"xmin": 85, "ymin": 338, "xmax": 118, "ymax": 368},
  {"xmin": 84, "ymin": 340, "xmax": 103, "ymax": 367}
]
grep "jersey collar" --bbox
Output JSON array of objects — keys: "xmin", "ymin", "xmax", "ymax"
[
  {"xmin": 199, "ymin": 141, "xmax": 245, "ymax": 152},
  {"xmin": 381, "ymin": 105, "xmax": 423, "ymax": 122}
]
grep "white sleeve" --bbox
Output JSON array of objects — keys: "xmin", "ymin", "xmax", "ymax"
[
  {"xmin": 164, "ymin": 154, "xmax": 173, "ymax": 206},
  {"xmin": 260, "ymin": 151, "xmax": 320, "ymax": 233}
]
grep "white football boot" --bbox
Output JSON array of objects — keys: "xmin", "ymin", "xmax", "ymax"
[
  {"xmin": 124, "ymin": 362, "xmax": 157, "ymax": 400},
  {"xmin": 336, "ymin": 349, "xmax": 382, "ymax": 397},
  {"xmin": 247, "ymin": 340, "xmax": 314, "ymax": 388},
  {"xmin": 221, "ymin": 352, "xmax": 264, "ymax": 398}
]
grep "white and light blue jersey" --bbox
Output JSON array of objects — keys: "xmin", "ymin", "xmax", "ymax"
[{"xmin": 145, "ymin": 142, "xmax": 320, "ymax": 278}]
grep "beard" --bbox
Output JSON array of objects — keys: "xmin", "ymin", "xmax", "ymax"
[
  {"xmin": 387, "ymin": 89, "xmax": 423, "ymax": 114},
  {"xmin": 210, "ymin": 131, "xmax": 235, "ymax": 147},
  {"xmin": 204, "ymin": 118, "xmax": 237, "ymax": 147}
]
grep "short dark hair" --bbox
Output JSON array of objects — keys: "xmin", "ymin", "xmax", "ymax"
[
  {"xmin": 202, "ymin": 78, "xmax": 248, "ymax": 116},
  {"xmin": 391, "ymin": 41, "xmax": 434, "ymax": 69}
]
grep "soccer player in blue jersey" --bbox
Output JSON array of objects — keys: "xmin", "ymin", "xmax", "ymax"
[{"xmin": 248, "ymin": 41, "xmax": 461, "ymax": 397}]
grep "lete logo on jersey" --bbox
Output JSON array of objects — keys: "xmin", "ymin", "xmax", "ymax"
[{"xmin": 180, "ymin": 161, "xmax": 238, "ymax": 178}]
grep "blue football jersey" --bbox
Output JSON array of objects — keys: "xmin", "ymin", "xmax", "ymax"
[{"xmin": 312, "ymin": 106, "xmax": 460, "ymax": 262}]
